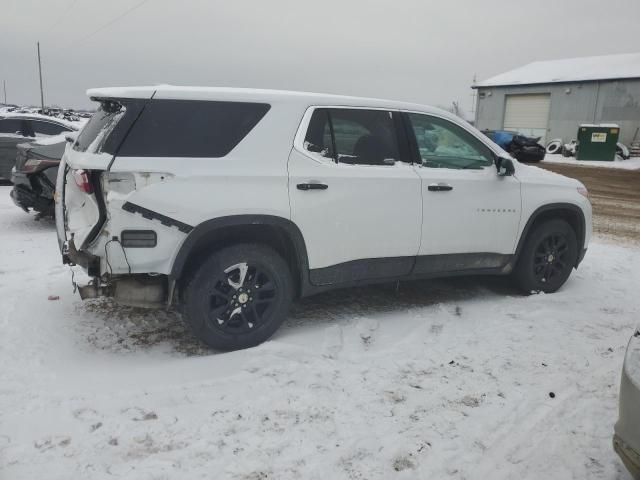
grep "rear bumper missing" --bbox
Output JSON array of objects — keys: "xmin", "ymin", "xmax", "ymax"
[
  {"xmin": 77, "ymin": 275, "xmax": 168, "ymax": 309},
  {"xmin": 63, "ymin": 238, "xmax": 101, "ymax": 277},
  {"xmin": 63, "ymin": 238, "xmax": 169, "ymax": 308}
]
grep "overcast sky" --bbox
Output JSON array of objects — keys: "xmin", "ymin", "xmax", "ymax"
[{"xmin": 2, "ymin": 0, "xmax": 639, "ymax": 112}]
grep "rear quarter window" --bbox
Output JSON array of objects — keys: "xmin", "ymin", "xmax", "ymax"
[
  {"xmin": 74, "ymin": 102, "xmax": 126, "ymax": 153},
  {"xmin": 117, "ymin": 100, "xmax": 271, "ymax": 158}
]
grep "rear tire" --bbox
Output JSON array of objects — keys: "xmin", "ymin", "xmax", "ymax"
[
  {"xmin": 182, "ymin": 244, "xmax": 293, "ymax": 351},
  {"xmin": 514, "ymin": 219, "xmax": 578, "ymax": 294}
]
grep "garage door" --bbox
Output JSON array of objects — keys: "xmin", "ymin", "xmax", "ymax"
[{"xmin": 503, "ymin": 94, "xmax": 550, "ymax": 142}]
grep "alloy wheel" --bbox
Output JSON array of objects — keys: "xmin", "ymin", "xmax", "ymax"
[
  {"xmin": 533, "ymin": 234, "xmax": 569, "ymax": 284},
  {"xmin": 207, "ymin": 262, "xmax": 277, "ymax": 334}
]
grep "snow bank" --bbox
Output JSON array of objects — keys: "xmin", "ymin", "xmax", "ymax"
[
  {"xmin": 0, "ymin": 187, "xmax": 637, "ymax": 479},
  {"xmin": 543, "ymin": 153, "xmax": 640, "ymax": 170}
]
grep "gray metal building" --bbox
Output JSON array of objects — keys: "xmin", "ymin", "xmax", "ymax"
[{"xmin": 473, "ymin": 53, "xmax": 640, "ymax": 145}]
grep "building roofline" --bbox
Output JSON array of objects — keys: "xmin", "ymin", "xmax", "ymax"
[{"xmin": 472, "ymin": 76, "xmax": 640, "ymax": 89}]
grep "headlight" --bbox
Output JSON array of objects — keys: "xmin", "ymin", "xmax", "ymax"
[
  {"xmin": 577, "ymin": 186, "xmax": 590, "ymax": 201},
  {"xmin": 624, "ymin": 328, "xmax": 640, "ymax": 387}
]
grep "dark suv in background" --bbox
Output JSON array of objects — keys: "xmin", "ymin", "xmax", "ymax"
[{"xmin": 0, "ymin": 115, "xmax": 75, "ymax": 180}]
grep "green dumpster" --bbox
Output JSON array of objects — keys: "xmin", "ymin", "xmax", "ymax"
[{"xmin": 576, "ymin": 124, "xmax": 620, "ymax": 161}]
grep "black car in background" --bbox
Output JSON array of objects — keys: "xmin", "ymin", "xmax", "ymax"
[
  {"xmin": 481, "ymin": 129, "xmax": 546, "ymax": 163},
  {"xmin": 10, "ymin": 135, "xmax": 68, "ymax": 217},
  {"xmin": 0, "ymin": 115, "xmax": 76, "ymax": 180}
]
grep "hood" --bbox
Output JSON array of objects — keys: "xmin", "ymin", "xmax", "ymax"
[{"xmin": 515, "ymin": 162, "xmax": 582, "ymax": 188}]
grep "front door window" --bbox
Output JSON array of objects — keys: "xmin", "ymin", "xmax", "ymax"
[{"xmin": 407, "ymin": 113, "xmax": 493, "ymax": 169}]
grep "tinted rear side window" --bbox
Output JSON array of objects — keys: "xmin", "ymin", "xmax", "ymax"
[
  {"xmin": 118, "ymin": 100, "xmax": 270, "ymax": 158},
  {"xmin": 74, "ymin": 102, "xmax": 126, "ymax": 153}
]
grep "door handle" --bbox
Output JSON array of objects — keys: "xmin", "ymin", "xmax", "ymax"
[
  {"xmin": 428, "ymin": 183, "xmax": 453, "ymax": 192},
  {"xmin": 297, "ymin": 183, "xmax": 328, "ymax": 191}
]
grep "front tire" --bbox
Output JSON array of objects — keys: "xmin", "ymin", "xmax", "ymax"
[
  {"xmin": 514, "ymin": 219, "xmax": 578, "ymax": 293},
  {"xmin": 182, "ymin": 244, "xmax": 293, "ymax": 351}
]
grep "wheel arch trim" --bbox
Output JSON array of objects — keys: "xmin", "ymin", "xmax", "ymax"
[
  {"xmin": 169, "ymin": 214, "xmax": 310, "ymax": 294},
  {"xmin": 515, "ymin": 202, "xmax": 586, "ymax": 266}
]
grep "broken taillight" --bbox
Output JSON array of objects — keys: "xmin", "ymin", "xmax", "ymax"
[
  {"xmin": 22, "ymin": 158, "xmax": 59, "ymax": 173},
  {"xmin": 72, "ymin": 169, "xmax": 94, "ymax": 194}
]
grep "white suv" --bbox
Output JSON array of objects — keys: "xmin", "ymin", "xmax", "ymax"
[{"xmin": 56, "ymin": 86, "xmax": 592, "ymax": 350}]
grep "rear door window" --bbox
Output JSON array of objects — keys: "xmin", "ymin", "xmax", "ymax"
[
  {"xmin": 117, "ymin": 100, "xmax": 271, "ymax": 158},
  {"xmin": 74, "ymin": 102, "xmax": 126, "ymax": 153},
  {"xmin": 303, "ymin": 108, "xmax": 334, "ymax": 160},
  {"xmin": 331, "ymin": 109, "xmax": 400, "ymax": 165},
  {"xmin": 303, "ymin": 108, "xmax": 402, "ymax": 165}
]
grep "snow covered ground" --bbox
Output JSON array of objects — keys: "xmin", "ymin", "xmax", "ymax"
[
  {"xmin": 0, "ymin": 185, "xmax": 637, "ymax": 480},
  {"xmin": 544, "ymin": 154, "xmax": 640, "ymax": 170}
]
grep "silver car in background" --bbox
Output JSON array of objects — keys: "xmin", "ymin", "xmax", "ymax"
[{"xmin": 614, "ymin": 326, "xmax": 640, "ymax": 479}]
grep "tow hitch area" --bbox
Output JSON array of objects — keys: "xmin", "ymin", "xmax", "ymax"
[
  {"xmin": 78, "ymin": 276, "xmax": 168, "ymax": 308},
  {"xmin": 63, "ymin": 239, "xmax": 101, "ymax": 277},
  {"xmin": 78, "ymin": 280, "xmax": 113, "ymax": 301}
]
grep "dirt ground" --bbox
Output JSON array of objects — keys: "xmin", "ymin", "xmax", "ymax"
[{"xmin": 538, "ymin": 162, "xmax": 640, "ymax": 244}]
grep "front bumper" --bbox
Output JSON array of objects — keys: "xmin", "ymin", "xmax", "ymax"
[
  {"xmin": 614, "ymin": 330, "xmax": 640, "ymax": 479},
  {"xmin": 613, "ymin": 435, "xmax": 640, "ymax": 479}
]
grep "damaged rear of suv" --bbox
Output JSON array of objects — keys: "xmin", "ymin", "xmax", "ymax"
[{"xmin": 56, "ymin": 87, "xmax": 275, "ymax": 316}]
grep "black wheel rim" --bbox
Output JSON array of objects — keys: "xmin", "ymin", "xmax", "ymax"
[
  {"xmin": 207, "ymin": 262, "xmax": 277, "ymax": 334},
  {"xmin": 533, "ymin": 233, "xmax": 569, "ymax": 284}
]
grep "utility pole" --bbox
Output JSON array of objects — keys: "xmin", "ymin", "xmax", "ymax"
[
  {"xmin": 470, "ymin": 74, "xmax": 477, "ymax": 118},
  {"xmin": 37, "ymin": 41, "xmax": 45, "ymax": 112}
]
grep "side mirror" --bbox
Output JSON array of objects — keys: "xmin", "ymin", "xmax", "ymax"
[
  {"xmin": 65, "ymin": 132, "xmax": 78, "ymax": 144},
  {"xmin": 496, "ymin": 156, "xmax": 515, "ymax": 176}
]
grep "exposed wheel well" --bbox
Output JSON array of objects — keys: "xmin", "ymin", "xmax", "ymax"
[
  {"xmin": 516, "ymin": 205, "xmax": 585, "ymax": 266},
  {"xmin": 175, "ymin": 223, "xmax": 305, "ymax": 299}
]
